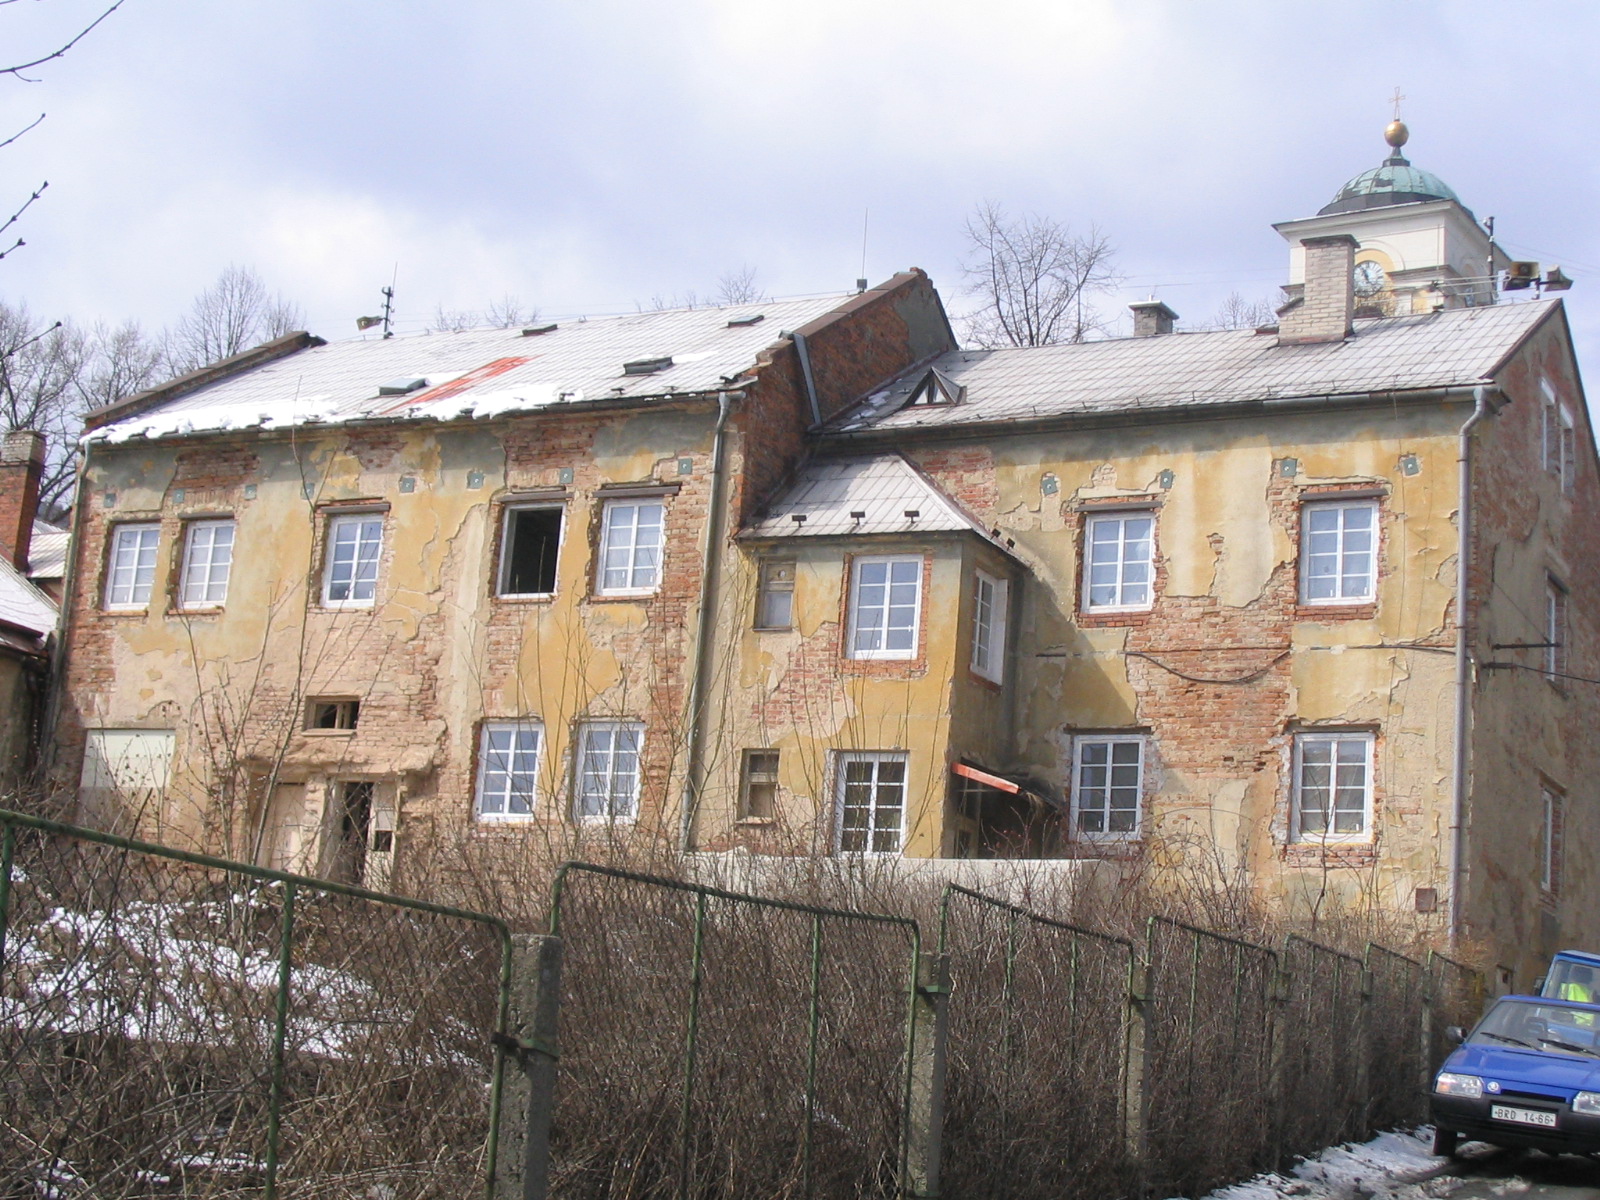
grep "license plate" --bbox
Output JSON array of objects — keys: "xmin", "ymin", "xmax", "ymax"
[{"xmin": 1491, "ymin": 1104, "xmax": 1557, "ymax": 1127}]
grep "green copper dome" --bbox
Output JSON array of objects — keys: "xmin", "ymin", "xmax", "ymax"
[{"xmin": 1320, "ymin": 137, "xmax": 1468, "ymax": 217}]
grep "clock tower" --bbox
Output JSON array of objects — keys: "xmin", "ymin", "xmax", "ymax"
[{"xmin": 1273, "ymin": 120, "xmax": 1507, "ymax": 316}]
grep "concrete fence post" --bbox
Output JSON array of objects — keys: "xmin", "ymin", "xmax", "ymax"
[
  {"xmin": 905, "ymin": 951, "xmax": 950, "ymax": 1199},
  {"xmin": 1419, "ymin": 964, "xmax": 1437, "ymax": 1110},
  {"xmin": 1124, "ymin": 958, "xmax": 1151, "ymax": 1193},
  {"xmin": 493, "ymin": 934, "xmax": 563, "ymax": 1200},
  {"xmin": 1267, "ymin": 961, "xmax": 1292, "ymax": 1171}
]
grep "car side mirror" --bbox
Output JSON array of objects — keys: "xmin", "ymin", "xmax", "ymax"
[
  {"xmin": 1535, "ymin": 975, "xmax": 1547, "ymax": 994},
  {"xmin": 1446, "ymin": 1025, "xmax": 1466, "ymax": 1044}
]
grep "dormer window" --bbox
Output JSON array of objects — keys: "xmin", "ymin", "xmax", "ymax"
[{"xmin": 906, "ymin": 368, "xmax": 964, "ymax": 408}]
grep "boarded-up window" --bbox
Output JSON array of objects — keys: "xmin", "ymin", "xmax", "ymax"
[{"xmin": 80, "ymin": 729, "xmax": 175, "ymax": 831}]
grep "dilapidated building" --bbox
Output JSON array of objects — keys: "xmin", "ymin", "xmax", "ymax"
[{"xmin": 51, "ymin": 125, "xmax": 1598, "ymax": 982}]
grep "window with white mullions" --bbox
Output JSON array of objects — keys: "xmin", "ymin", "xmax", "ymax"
[
  {"xmin": 1083, "ymin": 513, "xmax": 1154, "ymax": 611},
  {"xmin": 1541, "ymin": 787, "xmax": 1559, "ymax": 892},
  {"xmin": 835, "ymin": 752, "xmax": 906, "ymax": 854},
  {"xmin": 1300, "ymin": 500, "xmax": 1376, "ymax": 604},
  {"xmin": 1072, "ymin": 736, "xmax": 1144, "ymax": 838},
  {"xmin": 180, "ymin": 519, "xmax": 235, "ymax": 608},
  {"xmin": 475, "ymin": 721, "xmax": 543, "ymax": 820},
  {"xmin": 322, "ymin": 513, "xmax": 384, "ymax": 607},
  {"xmin": 575, "ymin": 721, "xmax": 643, "ymax": 821},
  {"xmin": 106, "ymin": 523, "xmax": 161, "ymax": 609},
  {"xmin": 598, "ymin": 500, "xmax": 665, "ymax": 594},
  {"xmin": 1546, "ymin": 578, "xmax": 1568, "ymax": 680},
  {"xmin": 848, "ymin": 555, "xmax": 923, "ymax": 659},
  {"xmin": 1293, "ymin": 732, "xmax": 1373, "ymax": 840},
  {"xmin": 971, "ymin": 570, "xmax": 1008, "ymax": 682}
]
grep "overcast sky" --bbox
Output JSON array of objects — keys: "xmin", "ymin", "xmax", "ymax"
[{"xmin": 5, "ymin": 1, "xmax": 1600, "ymax": 376}]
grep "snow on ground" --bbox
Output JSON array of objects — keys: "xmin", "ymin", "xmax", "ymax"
[{"xmin": 1181, "ymin": 1128, "xmax": 1454, "ymax": 1200}]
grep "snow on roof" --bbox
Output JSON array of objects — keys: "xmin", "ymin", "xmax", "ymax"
[
  {"xmin": 0, "ymin": 553, "xmax": 57, "ymax": 639},
  {"xmin": 833, "ymin": 300, "xmax": 1557, "ymax": 435},
  {"xmin": 743, "ymin": 454, "xmax": 1003, "ymax": 548},
  {"xmin": 27, "ymin": 521, "xmax": 67, "ymax": 581},
  {"xmin": 88, "ymin": 295, "xmax": 852, "ymax": 444}
]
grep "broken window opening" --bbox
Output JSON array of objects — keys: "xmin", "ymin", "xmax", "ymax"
[
  {"xmin": 498, "ymin": 505, "xmax": 563, "ymax": 596},
  {"xmin": 739, "ymin": 750, "xmax": 779, "ymax": 820},
  {"xmin": 755, "ymin": 559, "xmax": 795, "ymax": 630},
  {"xmin": 307, "ymin": 698, "xmax": 360, "ymax": 731},
  {"xmin": 330, "ymin": 780, "xmax": 374, "ymax": 886}
]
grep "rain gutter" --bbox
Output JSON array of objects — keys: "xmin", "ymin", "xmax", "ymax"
[
  {"xmin": 1449, "ymin": 385, "xmax": 1497, "ymax": 948},
  {"xmin": 679, "ymin": 390, "xmax": 740, "ymax": 852}
]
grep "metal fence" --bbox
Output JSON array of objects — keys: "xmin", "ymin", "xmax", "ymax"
[
  {"xmin": 1143, "ymin": 917, "xmax": 1279, "ymax": 1197},
  {"xmin": 936, "ymin": 884, "xmax": 1134, "ymax": 1200},
  {"xmin": 545, "ymin": 863, "xmax": 921, "ymax": 1199},
  {"xmin": 1277, "ymin": 935, "xmax": 1366, "ymax": 1162},
  {"xmin": 0, "ymin": 808, "xmax": 512, "ymax": 1199},
  {"xmin": 1365, "ymin": 942, "xmax": 1426, "ymax": 1130},
  {"xmin": 1426, "ymin": 949, "xmax": 1485, "ymax": 1075}
]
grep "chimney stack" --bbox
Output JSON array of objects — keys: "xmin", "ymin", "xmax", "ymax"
[
  {"xmin": 1129, "ymin": 300, "xmax": 1179, "ymax": 337},
  {"xmin": 1277, "ymin": 234, "xmax": 1358, "ymax": 345},
  {"xmin": 0, "ymin": 431, "xmax": 45, "ymax": 573}
]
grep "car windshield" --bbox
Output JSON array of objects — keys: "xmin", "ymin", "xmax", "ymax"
[
  {"xmin": 1543, "ymin": 958, "xmax": 1600, "ymax": 1002},
  {"xmin": 1471, "ymin": 999, "xmax": 1600, "ymax": 1058}
]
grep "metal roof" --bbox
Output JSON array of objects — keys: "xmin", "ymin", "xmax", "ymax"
[
  {"xmin": 27, "ymin": 521, "xmax": 67, "ymax": 581},
  {"xmin": 831, "ymin": 300, "xmax": 1557, "ymax": 436},
  {"xmin": 1320, "ymin": 153, "xmax": 1464, "ymax": 217},
  {"xmin": 0, "ymin": 554, "xmax": 56, "ymax": 639},
  {"xmin": 743, "ymin": 453, "xmax": 1000, "ymax": 546},
  {"xmin": 89, "ymin": 295, "xmax": 852, "ymax": 444}
]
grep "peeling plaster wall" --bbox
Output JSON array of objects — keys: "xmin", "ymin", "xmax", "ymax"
[{"xmin": 1466, "ymin": 312, "xmax": 1600, "ymax": 985}]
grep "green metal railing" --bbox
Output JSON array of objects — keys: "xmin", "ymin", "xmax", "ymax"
[
  {"xmin": 937, "ymin": 884, "xmax": 1136, "ymax": 1200},
  {"xmin": 0, "ymin": 808, "xmax": 513, "ymax": 1199},
  {"xmin": 549, "ymin": 862, "xmax": 921, "ymax": 1199}
]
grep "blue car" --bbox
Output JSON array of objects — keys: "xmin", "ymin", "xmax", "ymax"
[{"xmin": 1432, "ymin": 994, "xmax": 1600, "ymax": 1158}]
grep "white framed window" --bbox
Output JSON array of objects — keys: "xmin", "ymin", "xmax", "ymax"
[
  {"xmin": 847, "ymin": 555, "xmax": 923, "ymax": 660},
  {"xmin": 1292, "ymin": 732, "xmax": 1374, "ymax": 841},
  {"xmin": 597, "ymin": 500, "xmax": 665, "ymax": 595},
  {"xmin": 835, "ymin": 751, "xmax": 907, "ymax": 854},
  {"xmin": 971, "ymin": 570, "xmax": 1009, "ymax": 682},
  {"xmin": 575, "ymin": 721, "xmax": 643, "ymax": 822},
  {"xmin": 321, "ymin": 513, "xmax": 384, "ymax": 607},
  {"xmin": 497, "ymin": 505, "xmax": 562, "ymax": 597},
  {"xmin": 1542, "ymin": 379, "xmax": 1576, "ymax": 493},
  {"xmin": 1071, "ymin": 735, "xmax": 1144, "ymax": 840},
  {"xmin": 1541, "ymin": 787, "xmax": 1559, "ymax": 892},
  {"xmin": 1082, "ymin": 512, "xmax": 1154, "ymax": 612},
  {"xmin": 475, "ymin": 721, "xmax": 543, "ymax": 821},
  {"xmin": 179, "ymin": 519, "xmax": 235, "ymax": 609},
  {"xmin": 755, "ymin": 559, "xmax": 795, "ymax": 630},
  {"xmin": 1546, "ymin": 577, "xmax": 1568, "ymax": 681},
  {"xmin": 1300, "ymin": 500, "xmax": 1377, "ymax": 605},
  {"xmin": 105, "ymin": 523, "xmax": 161, "ymax": 610}
]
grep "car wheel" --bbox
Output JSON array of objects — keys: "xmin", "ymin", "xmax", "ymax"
[{"xmin": 1432, "ymin": 1127, "xmax": 1460, "ymax": 1158}]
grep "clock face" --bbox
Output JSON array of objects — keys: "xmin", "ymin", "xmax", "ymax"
[{"xmin": 1353, "ymin": 260, "xmax": 1388, "ymax": 297}]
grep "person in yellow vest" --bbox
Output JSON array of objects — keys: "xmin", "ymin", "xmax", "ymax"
[{"xmin": 1558, "ymin": 964, "xmax": 1596, "ymax": 1029}]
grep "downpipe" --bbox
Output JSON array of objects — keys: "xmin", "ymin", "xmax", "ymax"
[
  {"xmin": 1449, "ymin": 385, "xmax": 1495, "ymax": 948},
  {"xmin": 679, "ymin": 391, "xmax": 737, "ymax": 853}
]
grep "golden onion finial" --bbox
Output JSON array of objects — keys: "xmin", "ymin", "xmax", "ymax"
[{"xmin": 1385, "ymin": 119, "xmax": 1409, "ymax": 149}]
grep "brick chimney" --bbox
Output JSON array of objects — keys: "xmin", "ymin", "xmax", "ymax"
[
  {"xmin": 1129, "ymin": 300, "xmax": 1179, "ymax": 337},
  {"xmin": 1277, "ymin": 234, "xmax": 1357, "ymax": 345},
  {"xmin": 0, "ymin": 431, "xmax": 45, "ymax": 572}
]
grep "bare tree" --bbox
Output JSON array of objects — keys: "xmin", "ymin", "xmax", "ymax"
[
  {"xmin": 714, "ymin": 266, "xmax": 765, "ymax": 306},
  {"xmin": 1211, "ymin": 291, "xmax": 1279, "ymax": 331},
  {"xmin": 959, "ymin": 201, "xmax": 1117, "ymax": 348},
  {"xmin": 485, "ymin": 294, "xmax": 534, "ymax": 328},
  {"xmin": 0, "ymin": 302, "xmax": 166, "ymax": 516},
  {"xmin": 429, "ymin": 304, "xmax": 479, "ymax": 334},
  {"xmin": 166, "ymin": 265, "xmax": 305, "ymax": 374}
]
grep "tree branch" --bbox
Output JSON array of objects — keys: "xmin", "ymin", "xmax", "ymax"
[
  {"xmin": 0, "ymin": 112, "xmax": 44, "ymax": 152},
  {"xmin": 2, "ymin": 0, "xmax": 128, "ymax": 80}
]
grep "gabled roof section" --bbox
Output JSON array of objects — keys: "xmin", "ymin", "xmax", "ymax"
[
  {"xmin": 87, "ymin": 294, "xmax": 861, "ymax": 445},
  {"xmin": 742, "ymin": 453, "xmax": 1003, "ymax": 548},
  {"xmin": 0, "ymin": 554, "xmax": 57, "ymax": 643},
  {"xmin": 830, "ymin": 300, "xmax": 1559, "ymax": 436}
]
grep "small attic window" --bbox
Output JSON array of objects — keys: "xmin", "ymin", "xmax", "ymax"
[
  {"xmin": 522, "ymin": 324, "xmax": 558, "ymax": 336},
  {"xmin": 906, "ymin": 368, "xmax": 964, "ymax": 408},
  {"xmin": 727, "ymin": 313, "xmax": 765, "ymax": 328},
  {"xmin": 623, "ymin": 356, "xmax": 674, "ymax": 376},
  {"xmin": 378, "ymin": 376, "xmax": 428, "ymax": 396}
]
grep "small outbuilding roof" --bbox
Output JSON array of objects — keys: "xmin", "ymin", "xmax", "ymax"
[
  {"xmin": 0, "ymin": 554, "xmax": 57, "ymax": 643},
  {"xmin": 743, "ymin": 453, "xmax": 1005, "ymax": 549}
]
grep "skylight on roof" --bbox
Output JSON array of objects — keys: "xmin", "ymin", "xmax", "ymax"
[
  {"xmin": 906, "ymin": 367, "xmax": 964, "ymax": 407},
  {"xmin": 623, "ymin": 356, "xmax": 674, "ymax": 376},
  {"xmin": 378, "ymin": 376, "xmax": 428, "ymax": 396},
  {"xmin": 727, "ymin": 314, "xmax": 765, "ymax": 328}
]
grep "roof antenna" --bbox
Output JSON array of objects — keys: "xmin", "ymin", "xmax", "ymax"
[
  {"xmin": 357, "ymin": 270, "xmax": 398, "ymax": 338},
  {"xmin": 857, "ymin": 208, "xmax": 869, "ymax": 292}
]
